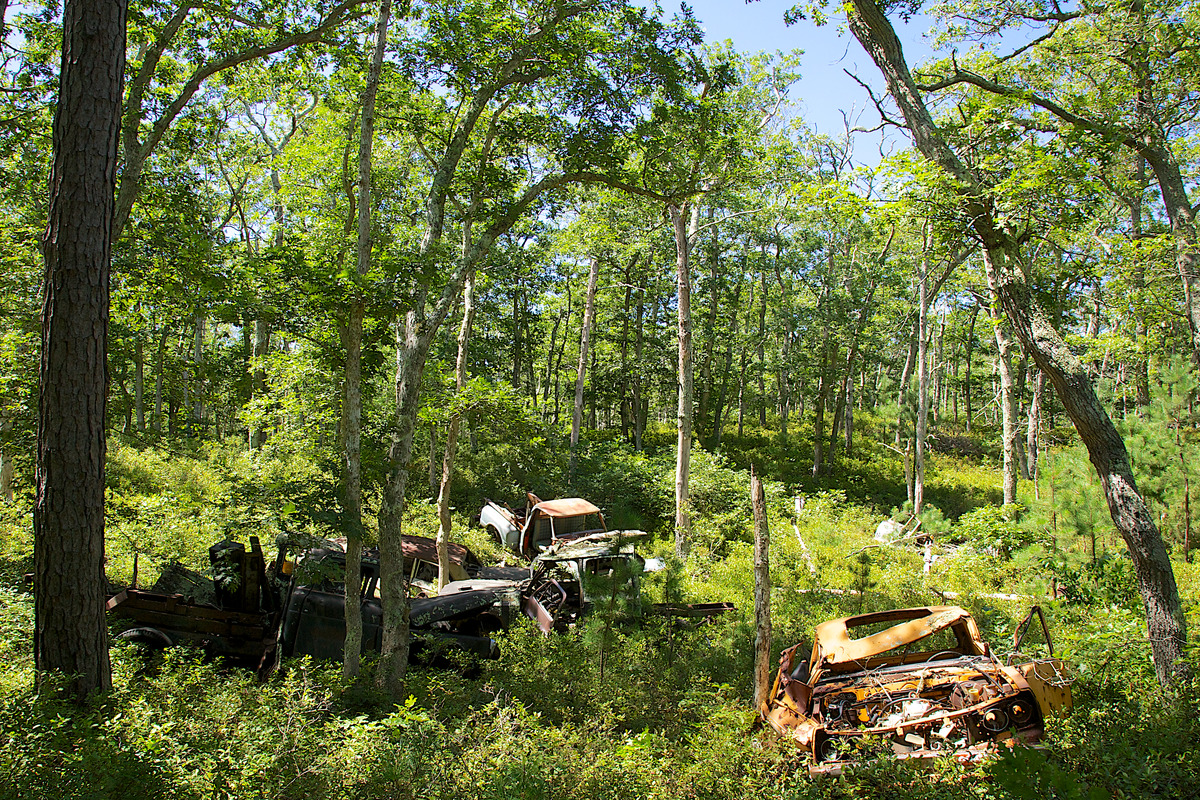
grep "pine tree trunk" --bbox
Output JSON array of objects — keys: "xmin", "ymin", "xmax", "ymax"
[{"xmin": 35, "ymin": 0, "xmax": 126, "ymax": 701}]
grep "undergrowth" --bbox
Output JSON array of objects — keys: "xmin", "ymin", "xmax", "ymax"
[{"xmin": 0, "ymin": 434, "xmax": 1196, "ymax": 799}]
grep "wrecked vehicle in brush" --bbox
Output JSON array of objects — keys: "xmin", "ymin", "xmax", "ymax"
[
  {"xmin": 759, "ymin": 606, "xmax": 1072, "ymax": 775},
  {"xmin": 479, "ymin": 493, "xmax": 607, "ymax": 559},
  {"xmin": 107, "ymin": 534, "xmax": 502, "ymax": 670},
  {"xmin": 442, "ymin": 530, "xmax": 733, "ymax": 632}
]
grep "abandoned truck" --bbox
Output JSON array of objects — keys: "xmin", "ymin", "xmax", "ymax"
[
  {"xmin": 759, "ymin": 606, "xmax": 1072, "ymax": 775},
  {"xmin": 442, "ymin": 530, "xmax": 733, "ymax": 632},
  {"xmin": 106, "ymin": 534, "xmax": 502, "ymax": 671},
  {"xmin": 480, "ymin": 493, "xmax": 606, "ymax": 559}
]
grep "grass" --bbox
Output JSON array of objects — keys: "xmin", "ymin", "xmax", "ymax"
[{"xmin": 0, "ymin": 431, "xmax": 1197, "ymax": 799}]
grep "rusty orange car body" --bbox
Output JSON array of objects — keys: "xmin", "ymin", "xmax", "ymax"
[{"xmin": 760, "ymin": 606, "xmax": 1072, "ymax": 775}]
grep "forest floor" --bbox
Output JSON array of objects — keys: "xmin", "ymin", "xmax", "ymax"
[{"xmin": 0, "ymin": 422, "xmax": 1197, "ymax": 800}]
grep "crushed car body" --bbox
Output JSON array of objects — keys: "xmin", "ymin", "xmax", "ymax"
[{"xmin": 760, "ymin": 606, "xmax": 1072, "ymax": 775}]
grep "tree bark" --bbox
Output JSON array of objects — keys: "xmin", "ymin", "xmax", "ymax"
[
  {"xmin": 133, "ymin": 334, "xmax": 145, "ymax": 432},
  {"xmin": 988, "ymin": 297, "xmax": 1020, "ymax": 506},
  {"xmin": 758, "ymin": 267, "xmax": 767, "ymax": 426},
  {"xmin": 633, "ymin": 272, "xmax": 646, "ymax": 451},
  {"xmin": 751, "ymin": 467, "xmax": 771, "ymax": 712},
  {"xmin": 915, "ymin": 257, "xmax": 930, "ymax": 513},
  {"xmin": 670, "ymin": 202, "xmax": 696, "ymax": 560},
  {"xmin": 964, "ymin": 303, "xmax": 978, "ymax": 433},
  {"xmin": 0, "ymin": 417, "xmax": 13, "ymax": 502},
  {"xmin": 1026, "ymin": 368, "xmax": 1045, "ymax": 494},
  {"xmin": 845, "ymin": 0, "xmax": 1188, "ymax": 686},
  {"xmin": 189, "ymin": 311, "xmax": 205, "ymax": 428},
  {"xmin": 249, "ymin": 318, "xmax": 270, "ymax": 449},
  {"xmin": 710, "ymin": 274, "xmax": 741, "ymax": 448},
  {"xmin": 342, "ymin": 0, "xmax": 391, "ymax": 681},
  {"xmin": 698, "ymin": 215, "xmax": 719, "ymax": 435},
  {"xmin": 569, "ymin": 255, "xmax": 600, "ymax": 481},
  {"xmin": 437, "ymin": 269, "xmax": 474, "ymax": 590},
  {"xmin": 896, "ymin": 316, "xmax": 918, "ymax": 445},
  {"xmin": 36, "ymin": 0, "xmax": 126, "ymax": 701}
]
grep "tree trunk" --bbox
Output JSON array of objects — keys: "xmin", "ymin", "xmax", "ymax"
[
  {"xmin": 0, "ymin": 417, "xmax": 13, "ymax": 502},
  {"xmin": 915, "ymin": 257, "xmax": 930, "ymax": 513},
  {"xmin": 342, "ymin": 0, "xmax": 391, "ymax": 681},
  {"xmin": 988, "ymin": 299, "xmax": 1019, "ymax": 506},
  {"xmin": 758, "ymin": 267, "xmax": 767, "ymax": 426},
  {"xmin": 249, "ymin": 318, "xmax": 270, "ymax": 449},
  {"xmin": 132, "ymin": 334, "xmax": 145, "ymax": 432},
  {"xmin": 569, "ymin": 255, "xmax": 600, "ymax": 482},
  {"xmin": 190, "ymin": 311, "xmax": 205, "ymax": 428},
  {"xmin": 633, "ymin": 274, "xmax": 646, "ymax": 451},
  {"xmin": 511, "ymin": 277, "xmax": 522, "ymax": 391},
  {"xmin": 341, "ymin": 303, "xmax": 366, "ymax": 679},
  {"xmin": 438, "ymin": 270, "xmax": 475, "ymax": 590},
  {"xmin": 377, "ymin": 310, "xmax": 428, "ymax": 698},
  {"xmin": 35, "ymin": 0, "xmax": 126, "ymax": 701},
  {"xmin": 845, "ymin": 0, "xmax": 1188, "ymax": 686},
  {"xmin": 844, "ymin": 372, "xmax": 854, "ymax": 454},
  {"xmin": 1026, "ymin": 368, "xmax": 1045, "ymax": 495},
  {"xmin": 710, "ymin": 275, "xmax": 741, "ymax": 448},
  {"xmin": 620, "ymin": 256, "xmax": 633, "ymax": 442},
  {"xmin": 896, "ymin": 316, "xmax": 918, "ymax": 445},
  {"xmin": 670, "ymin": 202, "xmax": 696, "ymax": 560},
  {"xmin": 698, "ymin": 217, "xmax": 719, "ymax": 436},
  {"xmin": 153, "ymin": 325, "xmax": 168, "ymax": 433},
  {"xmin": 964, "ymin": 303, "xmax": 978, "ymax": 433},
  {"xmin": 751, "ymin": 467, "xmax": 772, "ymax": 712}
]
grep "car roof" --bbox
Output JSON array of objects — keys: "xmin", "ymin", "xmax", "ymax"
[{"xmin": 533, "ymin": 498, "xmax": 601, "ymax": 517}]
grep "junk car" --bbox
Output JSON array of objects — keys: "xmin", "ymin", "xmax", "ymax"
[
  {"xmin": 479, "ymin": 493, "xmax": 607, "ymax": 559},
  {"xmin": 759, "ymin": 606, "xmax": 1072, "ymax": 775},
  {"xmin": 107, "ymin": 534, "xmax": 500, "ymax": 671}
]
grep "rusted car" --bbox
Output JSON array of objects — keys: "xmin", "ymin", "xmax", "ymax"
[
  {"xmin": 108, "ymin": 534, "xmax": 499, "ymax": 671},
  {"xmin": 760, "ymin": 606, "xmax": 1072, "ymax": 775},
  {"xmin": 479, "ymin": 493, "xmax": 607, "ymax": 559}
]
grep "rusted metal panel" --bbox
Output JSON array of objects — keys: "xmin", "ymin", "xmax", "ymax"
[
  {"xmin": 534, "ymin": 498, "xmax": 601, "ymax": 517},
  {"xmin": 813, "ymin": 606, "xmax": 982, "ymax": 667}
]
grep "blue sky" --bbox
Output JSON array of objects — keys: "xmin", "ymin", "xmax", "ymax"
[{"xmin": 675, "ymin": 0, "xmax": 945, "ymax": 163}]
